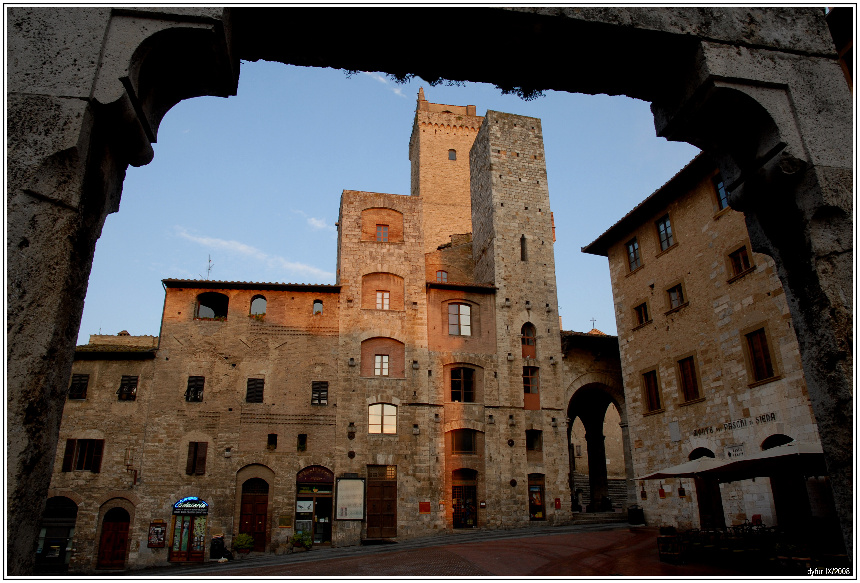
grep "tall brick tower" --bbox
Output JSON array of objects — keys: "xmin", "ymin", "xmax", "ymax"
[{"xmin": 409, "ymin": 88, "xmax": 483, "ymax": 254}]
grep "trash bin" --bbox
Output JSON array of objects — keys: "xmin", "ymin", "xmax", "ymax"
[
  {"xmin": 628, "ymin": 505, "xmax": 645, "ymax": 525},
  {"xmin": 210, "ymin": 536, "xmax": 226, "ymax": 560}
]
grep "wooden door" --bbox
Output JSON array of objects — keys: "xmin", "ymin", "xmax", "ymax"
[
  {"xmin": 97, "ymin": 508, "xmax": 129, "ymax": 569},
  {"xmin": 240, "ymin": 478, "xmax": 269, "ymax": 552},
  {"xmin": 366, "ymin": 477, "xmax": 397, "ymax": 538}
]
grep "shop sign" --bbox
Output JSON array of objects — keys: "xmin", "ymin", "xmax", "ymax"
[
  {"xmin": 335, "ymin": 478, "xmax": 365, "ymax": 520},
  {"xmin": 173, "ymin": 497, "xmax": 208, "ymax": 515},
  {"xmin": 691, "ymin": 412, "xmax": 777, "ymax": 437},
  {"xmin": 725, "ymin": 444, "xmax": 745, "ymax": 459},
  {"xmin": 148, "ymin": 521, "xmax": 166, "ymax": 547},
  {"xmin": 296, "ymin": 500, "xmax": 314, "ymax": 513}
]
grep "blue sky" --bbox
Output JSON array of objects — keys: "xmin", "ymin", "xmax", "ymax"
[{"xmin": 77, "ymin": 61, "xmax": 699, "ymax": 344}]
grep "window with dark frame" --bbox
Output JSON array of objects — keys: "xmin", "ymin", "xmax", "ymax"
[
  {"xmin": 448, "ymin": 149, "xmax": 457, "ymax": 160},
  {"xmin": 117, "ymin": 375, "xmax": 138, "ymax": 401},
  {"xmin": 311, "ymin": 381, "xmax": 328, "ymax": 405},
  {"xmin": 634, "ymin": 302, "xmax": 650, "ymax": 326},
  {"xmin": 643, "ymin": 370, "xmax": 662, "ymax": 412},
  {"xmin": 246, "ymin": 378, "xmax": 264, "ymax": 403},
  {"xmin": 450, "ymin": 367, "xmax": 475, "ymax": 402},
  {"xmin": 185, "ymin": 376, "xmax": 204, "ymax": 402},
  {"xmin": 376, "ymin": 290, "xmax": 390, "ymax": 310},
  {"xmin": 312, "ymin": 300, "xmax": 323, "ymax": 315},
  {"xmin": 626, "ymin": 238, "xmax": 641, "ymax": 271},
  {"xmin": 376, "ymin": 224, "xmax": 389, "ymax": 242},
  {"xmin": 729, "ymin": 246, "xmax": 753, "ymax": 277},
  {"xmin": 451, "ymin": 429, "xmax": 477, "ymax": 454},
  {"xmin": 678, "ymin": 356, "xmax": 700, "ymax": 402},
  {"xmin": 374, "ymin": 354, "xmax": 389, "ymax": 376},
  {"xmin": 297, "ymin": 434, "xmax": 307, "ymax": 451},
  {"xmin": 523, "ymin": 366, "xmax": 540, "ymax": 394},
  {"xmin": 713, "ymin": 174, "xmax": 729, "ymax": 210},
  {"xmin": 521, "ymin": 323, "xmax": 537, "ymax": 358},
  {"xmin": 436, "ymin": 270, "xmax": 448, "ymax": 283},
  {"xmin": 267, "ymin": 434, "xmax": 278, "ymax": 450},
  {"xmin": 186, "ymin": 441, "xmax": 207, "ymax": 475},
  {"xmin": 746, "ymin": 328, "xmax": 775, "ymax": 382},
  {"xmin": 526, "ymin": 429, "xmax": 543, "ymax": 452},
  {"xmin": 369, "ymin": 403, "xmax": 397, "ymax": 434},
  {"xmin": 448, "ymin": 303, "xmax": 471, "ymax": 336},
  {"xmin": 61, "ymin": 439, "xmax": 104, "ymax": 473},
  {"xmin": 656, "ymin": 215, "xmax": 674, "ymax": 250},
  {"xmin": 68, "ymin": 374, "xmax": 89, "ymax": 400},
  {"xmin": 667, "ymin": 284, "xmax": 685, "ymax": 309}
]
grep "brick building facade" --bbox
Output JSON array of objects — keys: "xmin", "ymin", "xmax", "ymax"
[{"xmin": 39, "ymin": 92, "xmax": 625, "ymax": 574}]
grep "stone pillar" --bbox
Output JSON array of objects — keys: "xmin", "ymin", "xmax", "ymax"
[
  {"xmin": 584, "ymin": 425, "xmax": 608, "ymax": 512},
  {"xmin": 619, "ymin": 421, "xmax": 635, "ymax": 511}
]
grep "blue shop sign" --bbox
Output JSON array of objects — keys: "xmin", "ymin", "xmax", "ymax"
[{"xmin": 173, "ymin": 496, "xmax": 209, "ymax": 515}]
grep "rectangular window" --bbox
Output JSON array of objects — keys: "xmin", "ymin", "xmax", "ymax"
[
  {"xmin": 523, "ymin": 366, "xmax": 540, "ymax": 394},
  {"xmin": 667, "ymin": 284, "xmax": 685, "ymax": 310},
  {"xmin": 678, "ymin": 356, "xmax": 700, "ymax": 402},
  {"xmin": 729, "ymin": 246, "xmax": 752, "ymax": 277},
  {"xmin": 376, "ymin": 291, "xmax": 390, "ymax": 310},
  {"xmin": 520, "ymin": 235, "xmax": 528, "ymax": 261},
  {"xmin": 526, "ymin": 429, "xmax": 543, "ymax": 451},
  {"xmin": 185, "ymin": 376, "xmax": 204, "ymax": 402},
  {"xmin": 374, "ymin": 355, "xmax": 389, "ymax": 376},
  {"xmin": 626, "ymin": 238, "xmax": 641, "ymax": 271},
  {"xmin": 450, "ymin": 367, "xmax": 475, "ymax": 402},
  {"xmin": 68, "ymin": 374, "xmax": 89, "ymax": 400},
  {"xmin": 185, "ymin": 441, "xmax": 207, "ymax": 475},
  {"xmin": 746, "ymin": 328, "xmax": 775, "ymax": 382},
  {"xmin": 61, "ymin": 439, "xmax": 104, "ymax": 473},
  {"xmin": 448, "ymin": 303, "xmax": 471, "ymax": 336},
  {"xmin": 297, "ymin": 434, "xmax": 307, "ymax": 451},
  {"xmin": 246, "ymin": 378, "xmax": 264, "ymax": 403},
  {"xmin": 452, "ymin": 429, "xmax": 477, "ymax": 454},
  {"xmin": 656, "ymin": 215, "xmax": 674, "ymax": 251},
  {"xmin": 116, "ymin": 375, "xmax": 138, "ymax": 401},
  {"xmin": 369, "ymin": 403, "xmax": 397, "ymax": 434},
  {"xmin": 634, "ymin": 302, "xmax": 650, "ymax": 326},
  {"xmin": 713, "ymin": 174, "xmax": 729, "ymax": 210},
  {"xmin": 376, "ymin": 224, "xmax": 389, "ymax": 242},
  {"xmin": 267, "ymin": 434, "xmax": 278, "ymax": 450},
  {"xmin": 436, "ymin": 270, "xmax": 448, "ymax": 283},
  {"xmin": 311, "ymin": 381, "xmax": 329, "ymax": 405},
  {"xmin": 643, "ymin": 370, "xmax": 662, "ymax": 412}
]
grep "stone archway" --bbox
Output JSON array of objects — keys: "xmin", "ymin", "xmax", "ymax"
[{"xmin": 7, "ymin": 8, "xmax": 852, "ymax": 572}]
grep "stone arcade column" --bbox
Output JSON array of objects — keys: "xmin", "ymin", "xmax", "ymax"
[
  {"xmin": 6, "ymin": 8, "xmax": 237, "ymax": 574},
  {"xmin": 583, "ymin": 420, "xmax": 609, "ymax": 512}
]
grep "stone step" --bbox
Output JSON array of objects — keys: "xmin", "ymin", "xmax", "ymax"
[{"xmin": 569, "ymin": 512, "xmax": 629, "ymax": 525}]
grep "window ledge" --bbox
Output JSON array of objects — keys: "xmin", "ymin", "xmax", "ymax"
[
  {"xmin": 359, "ymin": 376, "xmax": 406, "ymax": 380},
  {"xmin": 625, "ymin": 265, "xmax": 645, "ymax": 278},
  {"xmin": 748, "ymin": 374, "xmax": 783, "ymax": 389},
  {"xmin": 361, "ymin": 308, "xmax": 406, "ymax": 313},
  {"xmin": 664, "ymin": 302, "xmax": 689, "ymax": 316},
  {"xmin": 679, "ymin": 397, "xmax": 706, "ymax": 407},
  {"xmin": 727, "ymin": 266, "xmax": 756, "ymax": 284},
  {"xmin": 632, "ymin": 319, "xmax": 653, "ymax": 332},
  {"xmin": 643, "ymin": 408, "xmax": 665, "ymax": 417},
  {"xmin": 713, "ymin": 207, "xmax": 732, "ymax": 220},
  {"xmin": 655, "ymin": 242, "xmax": 678, "ymax": 258}
]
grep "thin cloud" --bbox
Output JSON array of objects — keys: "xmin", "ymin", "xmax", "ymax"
[
  {"xmin": 307, "ymin": 217, "xmax": 336, "ymax": 232},
  {"xmin": 175, "ymin": 227, "xmax": 333, "ymax": 279},
  {"xmin": 363, "ymin": 71, "xmax": 407, "ymax": 98}
]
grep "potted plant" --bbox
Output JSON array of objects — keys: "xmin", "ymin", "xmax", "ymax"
[
  {"xmin": 289, "ymin": 532, "xmax": 313, "ymax": 552},
  {"xmin": 232, "ymin": 533, "xmax": 255, "ymax": 554}
]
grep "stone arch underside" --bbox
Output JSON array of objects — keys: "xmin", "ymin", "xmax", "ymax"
[{"xmin": 6, "ymin": 7, "xmax": 853, "ymax": 573}]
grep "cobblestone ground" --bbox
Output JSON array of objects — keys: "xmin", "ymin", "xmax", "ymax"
[{"xmin": 162, "ymin": 528, "xmax": 746, "ymax": 577}]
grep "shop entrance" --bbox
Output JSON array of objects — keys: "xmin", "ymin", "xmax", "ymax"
[
  {"xmin": 296, "ymin": 466, "xmax": 334, "ymax": 545},
  {"xmin": 96, "ymin": 507, "xmax": 130, "ymax": 569},
  {"xmin": 34, "ymin": 496, "xmax": 78, "ymax": 574},
  {"xmin": 528, "ymin": 474, "xmax": 546, "ymax": 520},
  {"xmin": 169, "ymin": 497, "xmax": 208, "ymax": 562},
  {"xmin": 366, "ymin": 465, "xmax": 397, "ymax": 538},
  {"xmin": 240, "ymin": 479, "xmax": 269, "ymax": 552},
  {"xmin": 452, "ymin": 469, "xmax": 478, "ymax": 528}
]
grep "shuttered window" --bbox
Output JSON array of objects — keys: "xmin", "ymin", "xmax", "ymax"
[
  {"xmin": 311, "ymin": 381, "xmax": 328, "ymax": 405},
  {"xmin": 643, "ymin": 370, "xmax": 662, "ymax": 412},
  {"xmin": 117, "ymin": 375, "xmax": 138, "ymax": 401},
  {"xmin": 68, "ymin": 374, "xmax": 89, "ymax": 400},
  {"xmin": 746, "ymin": 328, "xmax": 775, "ymax": 382},
  {"xmin": 61, "ymin": 439, "xmax": 104, "ymax": 473},
  {"xmin": 678, "ymin": 357, "xmax": 700, "ymax": 402},
  {"xmin": 185, "ymin": 376, "xmax": 204, "ymax": 402},
  {"xmin": 246, "ymin": 378, "xmax": 264, "ymax": 403},
  {"xmin": 186, "ymin": 442, "xmax": 208, "ymax": 475}
]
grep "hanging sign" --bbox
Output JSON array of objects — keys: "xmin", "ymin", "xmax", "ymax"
[
  {"xmin": 173, "ymin": 497, "xmax": 209, "ymax": 515},
  {"xmin": 335, "ymin": 478, "xmax": 365, "ymax": 520}
]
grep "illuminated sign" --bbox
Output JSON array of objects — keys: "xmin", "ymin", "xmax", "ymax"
[{"xmin": 173, "ymin": 497, "xmax": 209, "ymax": 515}]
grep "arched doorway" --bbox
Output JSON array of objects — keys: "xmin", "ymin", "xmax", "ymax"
[
  {"xmin": 96, "ymin": 507, "xmax": 130, "ymax": 570},
  {"xmin": 240, "ymin": 478, "xmax": 269, "ymax": 552},
  {"xmin": 452, "ymin": 469, "xmax": 478, "ymax": 528},
  {"xmin": 34, "ymin": 496, "xmax": 78, "ymax": 574},
  {"xmin": 295, "ymin": 466, "xmax": 334, "ymax": 544}
]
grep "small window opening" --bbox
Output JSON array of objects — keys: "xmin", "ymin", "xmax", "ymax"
[
  {"xmin": 117, "ymin": 375, "xmax": 138, "ymax": 401},
  {"xmin": 448, "ymin": 149, "xmax": 457, "ymax": 160},
  {"xmin": 526, "ymin": 429, "xmax": 543, "ymax": 451},
  {"xmin": 520, "ymin": 235, "xmax": 528, "ymax": 261},
  {"xmin": 185, "ymin": 376, "xmax": 204, "ymax": 402},
  {"xmin": 313, "ymin": 300, "xmax": 323, "ymax": 315},
  {"xmin": 250, "ymin": 295, "xmax": 267, "ymax": 316},
  {"xmin": 297, "ymin": 434, "xmax": 307, "ymax": 452},
  {"xmin": 196, "ymin": 292, "xmax": 228, "ymax": 320},
  {"xmin": 376, "ymin": 224, "xmax": 389, "ymax": 242},
  {"xmin": 267, "ymin": 434, "xmax": 278, "ymax": 450},
  {"xmin": 436, "ymin": 270, "xmax": 448, "ymax": 283},
  {"xmin": 246, "ymin": 378, "xmax": 264, "ymax": 403}
]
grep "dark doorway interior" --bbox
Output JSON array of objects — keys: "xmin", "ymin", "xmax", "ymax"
[
  {"xmin": 452, "ymin": 469, "xmax": 478, "ymax": 528},
  {"xmin": 96, "ymin": 507, "xmax": 130, "ymax": 570},
  {"xmin": 34, "ymin": 497, "xmax": 78, "ymax": 574},
  {"xmin": 240, "ymin": 478, "xmax": 269, "ymax": 552}
]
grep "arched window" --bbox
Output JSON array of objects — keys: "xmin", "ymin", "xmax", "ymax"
[
  {"xmin": 521, "ymin": 323, "xmax": 537, "ymax": 358},
  {"xmin": 436, "ymin": 270, "xmax": 448, "ymax": 283},
  {"xmin": 448, "ymin": 149, "xmax": 457, "ymax": 160},
  {"xmin": 761, "ymin": 434, "xmax": 794, "ymax": 450},
  {"xmin": 369, "ymin": 403, "xmax": 397, "ymax": 434},
  {"xmin": 688, "ymin": 447, "xmax": 716, "ymax": 460},
  {"xmin": 196, "ymin": 292, "xmax": 228, "ymax": 320},
  {"xmin": 312, "ymin": 300, "xmax": 323, "ymax": 315},
  {"xmin": 250, "ymin": 295, "xmax": 266, "ymax": 316}
]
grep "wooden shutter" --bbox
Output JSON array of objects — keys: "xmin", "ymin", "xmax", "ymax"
[
  {"xmin": 186, "ymin": 442, "xmax": 196, "ymax": 475},
  {"xmin": 91, "ymin": 440, "xmax": 104, "ymax": 473},
  {"xmin": 246, "ymin": 379, "xmax": 264, "ymax": 403},
  {"xmin": 195, "ymin": 442, "xmax": 207, "ymax": 475},
  {"xmin": 62, "ymin": 439, "xmax": 76, "ymax": 472}
]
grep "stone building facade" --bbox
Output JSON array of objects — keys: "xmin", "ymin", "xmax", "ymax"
[
  {"xmin": 583, "ymin": 154, "xmax": 834, "ymax": 532},
  {"xmin": 40, "ymin": 92, "xmax": 625, "ymax": 574}
]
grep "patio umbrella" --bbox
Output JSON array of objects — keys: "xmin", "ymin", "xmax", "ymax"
[
  {"xmin": 714, "ymin": 442, "xmax": 827, "ymax": 482},
  {"xmin": 635, "ymin": 456, "xmax": 727, "ymax": 480}
]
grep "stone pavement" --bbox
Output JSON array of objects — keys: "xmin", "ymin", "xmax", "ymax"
[{"xmin": 139, "ymin": 524, "xmax": 747, "ymax": 578}]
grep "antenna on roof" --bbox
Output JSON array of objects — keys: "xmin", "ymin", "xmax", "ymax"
[{"xmin": 200, "ymin": 255, "xmax": 214, "ymax": 280}]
